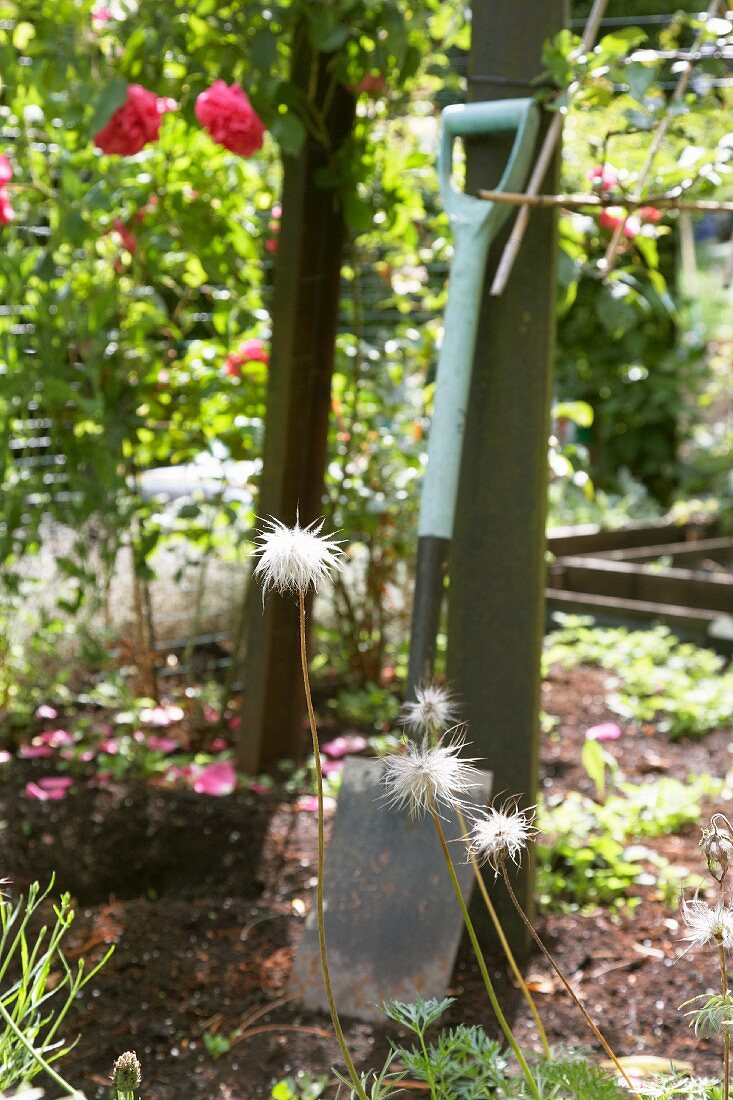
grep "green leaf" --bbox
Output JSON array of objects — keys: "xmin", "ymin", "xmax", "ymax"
[
  {"xmin": 270, "ymin": 113, "xmax": 306, "ymax": 157},
  {"xmin": 88, "ymin": 77, "xmax": 128, "ymax": 137}
]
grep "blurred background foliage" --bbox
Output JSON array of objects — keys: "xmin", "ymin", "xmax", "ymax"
[{"xmin": 0, "ymin": 0, "xmax": 730, "ymax": 696}]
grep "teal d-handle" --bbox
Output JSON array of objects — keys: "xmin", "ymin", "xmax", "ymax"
[{"xmin": 407, "ymin": 98, "xmax": 540, "ymax": 695}]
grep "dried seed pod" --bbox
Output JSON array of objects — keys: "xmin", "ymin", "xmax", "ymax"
[{"xmin": 701, "ymin": 813, "xmax": 733, "ymax": 883}]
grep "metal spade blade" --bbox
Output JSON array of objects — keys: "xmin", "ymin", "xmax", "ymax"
[{"xmin": 290, "ymin": 756, "xmax": 492, "ymax": 1021}]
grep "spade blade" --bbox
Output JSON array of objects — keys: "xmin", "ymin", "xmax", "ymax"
[{"xmin": 290, "ymin": 756, "xmax": 492, "ymax": 1022}]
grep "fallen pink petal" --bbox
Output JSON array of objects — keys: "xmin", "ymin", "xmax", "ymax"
[
  {"xmin": 35, "ymin": 704, "xmax": 58, "ymax": 720},
  {"xmin": 192, "ymin": 760, "xmax": 237, "ymax": 797},
  {"xmin": 139, "ymin": 704, "xmax": 184, "ymax": 727},
  {"xmin": 147, "ymin": 736, "xmax": 180, "ymax": 753},
  {"xmin": 0, "ymin": 751, "xmax": 11, "ymax": 765},
  {"xmin": 585, "ymin": 722, "xmax": 622, "ymax": 742},
  {"xmin": 322, "ymin": 758, "xmax": 344, "ymax": 777},
  {"xmin": 296, "ymin": 795, "xmax": 336, "ymax": 813},
  {"xmin": 320, "ymin": 734, "xmax": 368, "ymax": 759},
  {"xmin": 19, "ymin": 745, "xmax": 54, "ymax": 759},
  {"xmin": 209, "ymin": 738, "xmax": 229, "ymax": 753},
  {"xmin": 25, "ymin": 780, "xmax": 68, "ymax": 801}
]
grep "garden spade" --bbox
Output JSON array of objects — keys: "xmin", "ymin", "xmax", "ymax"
[
  {"xmin": 290, "ymin": 102, "xmax": 539, "ymax": 1021},
  {"xmin": 407, "ymin": 98, "xmax": 540, "ymax": 692}
]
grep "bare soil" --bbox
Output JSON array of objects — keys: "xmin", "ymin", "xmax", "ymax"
[{"xmin": 1, "ymin": 663, "xmax": 731, "ymax": 1098}]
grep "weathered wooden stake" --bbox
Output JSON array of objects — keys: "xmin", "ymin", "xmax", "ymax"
[
  {"xmin": 236, "ymin": 43, "xmax": 355, "ymax": 774},
  {"xmin": 448, "ymin": 0, "xmax": 568, "ymax": 951}
]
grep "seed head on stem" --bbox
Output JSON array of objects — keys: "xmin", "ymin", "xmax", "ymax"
[
  {"xmin": 400, "ymin": 682, "xmax": 459, "ymax": 739},
  {"xmin": 681, "ymin": 898, "xmax": 733, "ymax": 954},
  {"xmin": 467, "ymin": 798, "xmax": 537, "ymax": 874},
  {"xmin": 382, "ymin": 730, "xmax": 480, "ymax": 819},
  {"xmin": 253, "ymin": 515, "xmax": 343, "ymax": 599}
]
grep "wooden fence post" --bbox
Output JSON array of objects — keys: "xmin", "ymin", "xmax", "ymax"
[
  {"xmin": 448, "ymin": 0, "xmax": 568, "ymax": 951},
  {"xmin": 236, "ymin": 42, "xmax": 355, "ymax": 774}
]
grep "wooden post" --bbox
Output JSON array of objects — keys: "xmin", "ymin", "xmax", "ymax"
[
  {"xmin": 448, "ymin": 0, "xmax": 568, "ymax": 950},
  {"xmin": 236, "ymin": 42, "xmax": 355, "ymax": 774}
]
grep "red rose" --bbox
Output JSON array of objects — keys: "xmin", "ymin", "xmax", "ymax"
[
  {"xmin": 112, "ymin": 217, "xmax": 138, "ymax": 254},
  {"xmin": 94, "ymin": 84, "xmax": 175, "ymax": 156},
  {"xmin": 224, "ymin": 338, "xmax": 269, "ymax": 378},
  {"xmin": 195, "ymin": 82, "xmax": 265, "ymax": 158},
  {"xmin": 587, "ymin": 164, "xmax": 618, "ymax": 192},
  {"xmin": 0, "ymin": 190, "xmax": 14, "ymax": 225},
  {"xmin": 638, "ymin": 205, "xmax": 662, "ymax": 224},
  {"xmin": 0, "ymin": 155, "xmax": 12, "ymax": 186},
  {"xmin": 356, "ymin": 72, "xmax": 387, "ymax": 97},
  {"xmin": 598, "ymin": 207, "xmax": 637, "ymax": 238}
]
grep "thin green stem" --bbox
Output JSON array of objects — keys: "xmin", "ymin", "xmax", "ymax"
[
  {"xmin": 0, "ymin": 997, "xmax": 78, "ymax": 1096},
  {"xmin": 500, "ymin": 865, "xmax": 643, "ymax": 1100},
  {"xmin": 455, "ymin": 806, "xmax": 550, "ymax": 1057},
  {"xmin": 428, "ymin": 802, "xmax": 541, "ymax": 1100},
  {"xmin": 719, "ymin": 941, "xmax": 730, "ymax": 1099},
  {"xmin": 298, "ymin": 592, "xmax": 369, "ymax": 1100}
]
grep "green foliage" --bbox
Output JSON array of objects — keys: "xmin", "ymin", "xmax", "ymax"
[
  {"xmin": 548, "ymin": 12, "xmax": 731, "ymax": 504},
  {"xmin": 330, "ymin": 683, "xmax": 401, "ymax": 730},
  {"xmin": 522, "ymin": 1056, "xmax": 626, "ymax": 1100},
  {"xmin": 682, "ymin": 992, "xmax": 733, "ymax": 1039},
  {"xmin": 544, "ymin": 617, "xmax": 733, "ymax": 739},
  {"xmin": 0, "ymin": 879, "xmax": 112, "ymax": 1091},
  {"xmin": 538, "ymin": 769, "xmax": 723, "ymax": 910},
  {"xmin": 271, "ymin": 1072, "xmax": 329, "ymax": 1100}
]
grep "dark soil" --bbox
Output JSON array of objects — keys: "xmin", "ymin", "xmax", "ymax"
[{"xmin": 1, "ymin": 663, "xmax": 731, "ymax": 1098}]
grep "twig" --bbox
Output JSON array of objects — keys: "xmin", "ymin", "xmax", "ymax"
[
  {"xmin": 602, "ymin": 0, "xmax": 724, "ymax": 275},
  {"xmin": 476, "ymin": 188, "xmax": 733, "ymax": 214},
  {"xmin": 490, "ymin": 0, "xmax": 610, "ymax": 296}
]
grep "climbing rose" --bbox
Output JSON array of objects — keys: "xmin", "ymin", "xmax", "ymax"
[
  {"xmin": 0, "ymin": 191, "xmax": 14, "ymax": 225},
  {"xmin": 0, "ymin": 155, "xmax": 12, "ymax": 185},
  {"xmin": 587, "ymin": 164, "xmax": 618, "ymax": 192},
  {"xmin": 195, "ymin": 81, "xmax": 265, "ymax": 157},
  {"xmin": 94, "ymin": 84, "xmax": 174, "ymax": 156},
  {"xmin": 639, "ymin": 205, "xmax": 662, "ymax": 224},
  {"xmin": 598, "ymin": 206, "xmax": 638, "ymax": 238},
  {"xmin": 224, "ymin": 337, "xmax": 269, "ymax": 377},
  {"xmin": 112, "ymin": 218, "xmax": 138, "ymax": 254}
]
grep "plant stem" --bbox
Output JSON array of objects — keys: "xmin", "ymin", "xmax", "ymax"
[
  {"xmin": 298, "ymin": 592, "xmax": 368, "ymax": 1100},
  {"xmin": 428, "ymin": 802, "xmax": 541, "ymax": 1100},
  {"xmin": 455, "ymin": 806, "xmax": 550, "ymax": 1057},
  {"xmin": 0, "ymin": 997, "xmax": 78, "ymax": 1096},
  {"xmin": 719, "ymin": 941, "xmax": 730, "ymax": 1099},
  {"xmin": 500, "ymin": 865, "xmax": 642, "ymax": 1099}
]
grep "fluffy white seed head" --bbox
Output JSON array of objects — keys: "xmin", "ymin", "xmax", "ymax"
[
  {"xmin": 467, "ymin": 799, "xmax": 537, "ymax": 873},
  {"xmin": 382, "ymin": 731, "xmax": 479, "ymax": 819},
  {"xmin": 681, "ymin": 898, "xmax": 733, "ymax": 953},
  {"xmin": 253, "ymin": 516, "xmax": 343, "ymax": 598},
  {"xmin": 400, "ymin": 682, "xmax": 459, "ymax": 737}
]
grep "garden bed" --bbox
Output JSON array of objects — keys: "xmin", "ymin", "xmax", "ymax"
[{"xmin": 0, "ymin": 661, "xmax": 731, "ymax": 1098}]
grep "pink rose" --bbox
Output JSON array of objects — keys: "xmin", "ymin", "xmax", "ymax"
[
  {"xmin": 195, "ymin": 82, "xmax": 265, "ymax": 158},
  {"xmin": 638, "ymin": 205, "xmax": 662, "ymax": 224},
  {"xmin": 0, "ymin": 190, "xmax": 14, "ymax": 226},
  {"xmin": 587, "ymin": 164, "xmax": 618, "ymax": 192},
  {"xmin": 0, "ymin": 155, "xmax": 12, "ymax": 185},
  {"xmin": 224, "ymin": 337, "xmax": 269, "ymax": 378},
  {"xmin": 94, "ymin": 84, "xmax": 175, "ymax": 156},
  {"xmin": 598, "ymin": 207, "xmax": 636, "ymax": 238}
]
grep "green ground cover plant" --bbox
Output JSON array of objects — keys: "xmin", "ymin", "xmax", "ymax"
[{"xmin": 544, "ymin": 617, "xmax": 733, "ymax": 739}]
